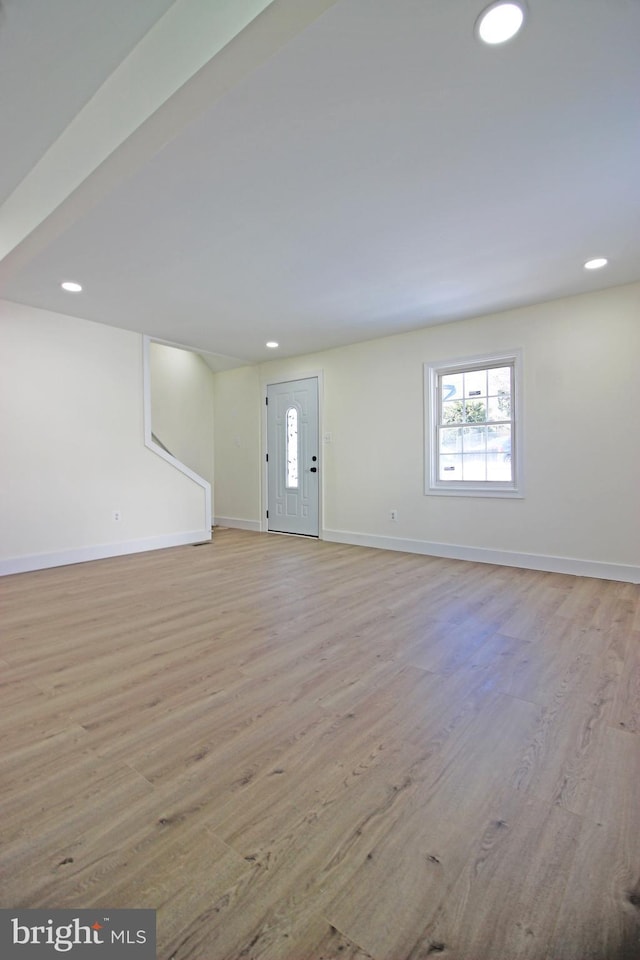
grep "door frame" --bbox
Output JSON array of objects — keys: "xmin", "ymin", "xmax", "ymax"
[{"xmin": 261, "ymin": 369, "xmax": 324, "ymax": 536}]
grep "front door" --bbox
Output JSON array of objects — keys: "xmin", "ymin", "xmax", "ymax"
[{"xmin": 267, "ymin": 377, "xmax": 319, "ymax": 536}]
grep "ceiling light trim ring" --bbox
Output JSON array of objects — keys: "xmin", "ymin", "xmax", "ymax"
[{"xmin": 476, "ymin": 1, "xmax": 526, "ymax": 45}]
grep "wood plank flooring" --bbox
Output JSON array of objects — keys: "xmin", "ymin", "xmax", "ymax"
[{"xmin": 1, "ymin": 528, "xmax": 639, "ymax": 959}]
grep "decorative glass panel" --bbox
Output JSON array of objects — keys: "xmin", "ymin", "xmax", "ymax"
[{"xmin": 286, "ymin": 407, "xmax": 299, "ymax": 489}]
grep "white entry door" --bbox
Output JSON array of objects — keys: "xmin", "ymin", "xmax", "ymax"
[{"xmin": 267, "ymin": 377, "xmax": 319, "ymax": 536}]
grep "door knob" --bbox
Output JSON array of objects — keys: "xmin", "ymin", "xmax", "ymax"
[{"xmin": 310, "ymin": 467, "xmax": 317, "ymax": 473}]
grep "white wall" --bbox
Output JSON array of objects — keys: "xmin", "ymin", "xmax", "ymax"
[
  {"xmin": 212, "ymin": 365, "xmax": 262, "ymax": 529},
  {"xmin": 3, "ymin": 284, "xmax": 638, "ymax": 579},
  {"xmin": 150, "ymin": 341, "xmax": 214, "ymax": 488},
  {"xmin": 0, "ymin": 300, "xmax": 210, "ymax": 574},
  {"xmin": 213, "ymin": 283, "xmax": 640, "ymax": 580}
]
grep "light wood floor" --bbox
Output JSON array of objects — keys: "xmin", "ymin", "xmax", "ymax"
[{"xmin": 1, "ymin": 528, "xmax": 639, "ymax": 959}]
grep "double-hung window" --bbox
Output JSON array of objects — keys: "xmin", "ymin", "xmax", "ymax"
[{"xmin": 425, "ymin": 351, "xmax": 522, "ymax": 497}]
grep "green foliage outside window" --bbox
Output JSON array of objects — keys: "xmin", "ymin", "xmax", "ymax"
[{"xmin": 441, "ymin": 399, "xmax": 487, "ymax": 424}]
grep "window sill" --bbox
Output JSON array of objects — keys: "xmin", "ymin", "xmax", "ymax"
[{"xmin": 427, "ymin": 484, "xmax": 523, "ymax": 499}]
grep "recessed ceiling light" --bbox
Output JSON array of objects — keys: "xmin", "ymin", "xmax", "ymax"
[
  {"xmin": 61, "ymin": 281, "xmax": 82, "ymax": 292},
  {"xmin": 266, "ymin": 341, "xmax": 279, "ymax": 349},
  {"xmin": 583, "ymin": 257, "xmax": 608, "ymax": 270},
  {"xmin": 476, "ymin": 2, "xmax": 525, "ymax": 45}
]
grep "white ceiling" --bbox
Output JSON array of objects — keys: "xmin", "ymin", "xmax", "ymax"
[
  {"xmin": 0, "ymin": 0, "xmax": 176, "ymax": 205},
  {"xmin": 1, "ymin": 0, "xmax": 639, "ymax": 368}
]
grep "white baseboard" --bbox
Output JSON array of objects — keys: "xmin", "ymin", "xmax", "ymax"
[
  {"xmin": 214, "ymin": 516, "xmax": 262, "ymax": 532},
  {"xmin": 0, "ymin": 529, "xmax": 212, "ymax": 576},
  {"xmin": 323, "ymin": 529, "xmax": 640, "ymax": 583},
  {"xmin": 4, "ymin": 525, "xmax": 636, "ymax": 584}
]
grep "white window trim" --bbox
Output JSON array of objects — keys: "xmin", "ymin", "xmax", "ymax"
[{"xmin": 424, "ymin": 349, "xmax": 524, "ymax": 498}]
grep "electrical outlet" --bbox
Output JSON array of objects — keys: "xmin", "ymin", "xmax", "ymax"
[
  {"xmin": 390, "ymin": 509, "xmax": 398, "ymax": 521},
  {"xmin": 113, "ymin": 511, "xmax": 121, "ymax": 522}
]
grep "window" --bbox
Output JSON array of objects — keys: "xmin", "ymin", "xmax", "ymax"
[{"xmin": 425, "ymin": 351, "xmax": 522, "ymax": 497}]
